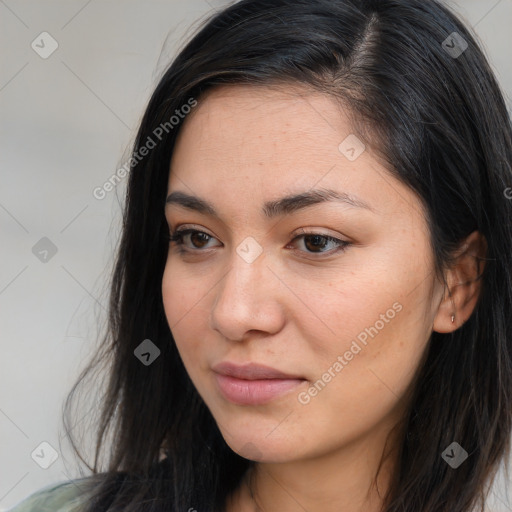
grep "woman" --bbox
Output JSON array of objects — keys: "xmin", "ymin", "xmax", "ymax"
[{"xmin": 10, "ymin": 0, "xmax": 512, "ymax": 511}]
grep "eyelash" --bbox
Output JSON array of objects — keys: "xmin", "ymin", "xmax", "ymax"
[{"xmin": 166, "ymin": 228, "xmax": 351, "ymax": 257}]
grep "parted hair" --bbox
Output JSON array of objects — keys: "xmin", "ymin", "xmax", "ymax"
[{"xmin": 62, "ymin": 1, "xmax": 512, "ymax": 510}]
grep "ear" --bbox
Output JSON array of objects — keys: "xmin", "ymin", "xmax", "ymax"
[{"xmin": 433, "ymin": 230, "xmax": 487, "ymax": 333}]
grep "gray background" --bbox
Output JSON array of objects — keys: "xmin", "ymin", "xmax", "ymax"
[{"xmin": 1, "ymin": 0, "xmax": 511, "ymax": 510}]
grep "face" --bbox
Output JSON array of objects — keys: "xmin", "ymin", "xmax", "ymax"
[{"xmin": 162, "ymin": 84, "xmax": 444, "ymax": 464}]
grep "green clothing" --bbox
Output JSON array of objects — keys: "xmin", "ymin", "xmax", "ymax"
[{"xmin": 7, "ymin": 478, "xmax": 91, "ymax": 512}]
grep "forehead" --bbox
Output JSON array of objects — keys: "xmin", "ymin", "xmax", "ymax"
[
  {"xmin": 176, "ymin": 83, "xmax": 350, "ymax": 143},
  {"xmin": 166, "ymin": 83, "xmax": 421, "ymax": 225},
  {"xmin": 169, "ymin": 84, "xmax": 360, "ymax": 182}
]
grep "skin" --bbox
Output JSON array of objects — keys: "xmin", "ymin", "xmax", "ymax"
[{"xmin": 161, "ymin": 84, "xmax": 486, "ymax": 511}]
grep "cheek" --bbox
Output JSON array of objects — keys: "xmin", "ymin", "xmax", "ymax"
[
  {"xmin": 161, "ymin": 257, "xmax": 212, "ymax": 323},
  {"xmin": 162, "ymin": 262, "xmax": 182, "ymax": 328},
  {"xmin": 161, "ymin": 261, "xmax": 207, "ymax": 363},
  {"xmin": 290, "ymin": 243, "xmax": 432, "ymax": 410},
  {"xmin": 284, "ymin": 247, "xmax": 417, "ymax": 365},
  {"xmin": 287, "ymin": 304, "xmax": 427, "ymax": 455}
]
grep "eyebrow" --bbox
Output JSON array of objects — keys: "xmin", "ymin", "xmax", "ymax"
[{"xmin": 165, "ymin": 188, "xmax": 376, "ymax": 219}]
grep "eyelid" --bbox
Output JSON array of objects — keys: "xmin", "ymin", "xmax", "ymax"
[
  {"xmin": 169, "ymin": 224, "xmax": 347, "ymax": 241},
  {"xmin": 294, "ymin": 226, "xmax": 349, "ymax": 241},
  {"xmin": 169, "ymin": 224, "xmax": 219, "ymax": 241},
  {"xmin": 168, "ymin": 225, "xmax": 351, "ymax": 256}
]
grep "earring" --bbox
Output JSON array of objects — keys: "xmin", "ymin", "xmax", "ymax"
[{"xmin": 451, "ymin": 314, "xmax": 455, "ymax": 323}]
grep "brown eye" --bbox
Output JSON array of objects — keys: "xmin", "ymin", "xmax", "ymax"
[
  {"xmin": 290, "ymin": 232, "xmax": 350, "ymax": 255},
  {"xmin": 303, "ymin": 234, "xmax": 330, "ymax": 252},
  {"xmin": 168, "ymin": 228, "xmax": 350, "ymax": 257},
  {"xmin": 188, "ymin": 231, "xmax": 211, "ymax": 248},
  {"xmin": 168, "ymin": 229, "xmax": 219, "ymax": 250}
]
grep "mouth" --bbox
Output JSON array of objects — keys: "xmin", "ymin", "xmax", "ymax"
[{"xmin": 212, "ymin": 361, "xmax": 307, "ymax": 405}]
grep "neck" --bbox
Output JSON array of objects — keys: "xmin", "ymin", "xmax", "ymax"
[{"xmin": 228, "ymin": 423, "xmax": 400, "ymax": 512}]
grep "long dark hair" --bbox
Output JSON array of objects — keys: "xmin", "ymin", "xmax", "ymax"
[{"xmin": 61, "ymin": 0, "xmax": 512, "ymax": 510}]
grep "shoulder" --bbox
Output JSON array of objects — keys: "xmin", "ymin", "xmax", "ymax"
[
  {"xmin": 8, "ymin": 457, "xmax": 172, "ymax": 512},
  {"xmin": 7, "ymin": 477, "xmax": 95, "ymax": 512}
]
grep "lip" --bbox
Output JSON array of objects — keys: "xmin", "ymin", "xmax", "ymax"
[
  {"xmin": 212, "ymin": 362, "xmax": 306, "ymax": 405},
  {"xmin": 212, "ymin": 361, "xmax": 304, "ymax": 380}
]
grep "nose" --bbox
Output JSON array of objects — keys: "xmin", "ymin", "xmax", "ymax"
[{"xmin": 209, "ymin": 249, "xmax": 286, "ymax": 342}]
